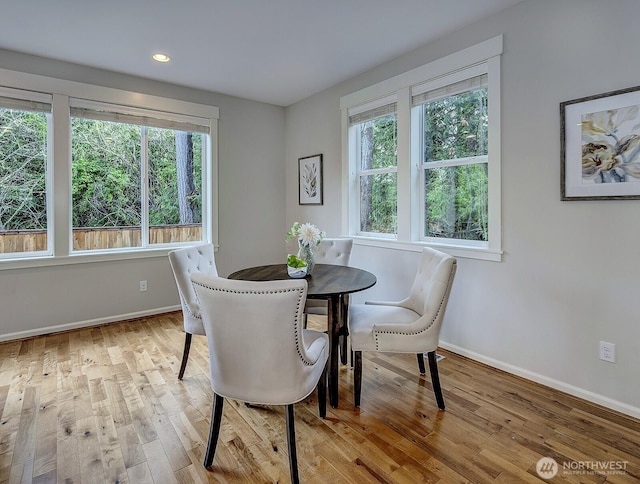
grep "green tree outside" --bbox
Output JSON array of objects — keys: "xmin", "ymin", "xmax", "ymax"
[{"xmin": 1, "ymin": 108, "xmax": 202, "ymax": 233}]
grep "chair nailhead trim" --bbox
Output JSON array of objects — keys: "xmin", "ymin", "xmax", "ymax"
[
  {"xmin": 373, "ymin": 268, "xmax": 455, "ymax": 351},
  {"xmin": 192, "ymin": 281, "xmax": 317, "ymax": 366}
]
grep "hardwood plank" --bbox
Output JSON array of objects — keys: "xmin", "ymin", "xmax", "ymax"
[
  {"xmin": 141, "ymin": 439, "xmax": 178, "ymax": 484},
  {"xmin": 174, "ymin": 463, "xmax": 207, "ymax": 484},
  {"xmin": 149, "ymin": 411, "xmax": 191, "ymax": 471},
  {"xmin": 312, "ymin": 437, "xmax": 385, "ymax": 483},
  {"xmin": 103, "ymin": 378, "xmax": 132, "ymax": 429},
  {"xmin": 31, "ymin": 394, "xmax": 56, "ymax": 478},
  {"xmin": 56, "ymin": 398, "xmax": 80, "ymax": 484},
  {"xmin": 30, "ymin": 468, "xmax": 56, "ymax": 484},
  {"xmin": 10, "ymin": 386, "xmax": 38, "ymax": 466},
  {"xmin": 93, "ymin": 399, "xmax": 129, "ymax": 484},
  {"xmin": 479, "ymin": 449, "xmax": 544, "ymax": 483},
  {"xmin": 7, "ymin": 459, "xmax": 32, "ymax": 484},
  {"xmin": 0, "ymin": 452, "xmax": 13, "ymax": 482},
  {"xmin": 75, "ymin": 416, "xmax": 103, "ymax": 483},
  {"xmin": 169, "ymin": 412, "xmax": 205, "ymax": 454},
  {"xmin": 116, "ymin": 424, "xmax": 145, "ymax": 469},
  {"xmin": 126, "ymin": 461, "xmax": 155, "ymax": 484},
  {"xmin": 71, "ymin": 375, "xmax": 93, "ymax": 423}
]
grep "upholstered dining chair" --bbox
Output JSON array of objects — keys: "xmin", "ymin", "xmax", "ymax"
[
  {"xmin": 304, "ymin": 238, "xmax": 353, "ymax": 361},
  {"xmin": 168, "ymin": 243, "xmax": 217, "ymax": 380},
  {"xmin": 190, "ymin": 274, "xmax": 328, "ymax": 484},
  {"xmin": 304, "ymin": 238, "xmax": 353, "ymax": 317},
  {"xmin": 348, "ymin": 247, "xmax": 456, "ymax": 410}
]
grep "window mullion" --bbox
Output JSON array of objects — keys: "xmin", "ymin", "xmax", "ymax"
[
  {"xmin": 423, "ymin": 155, "xmax": 488, "ymax": 169},
  {"xmin": 52, "ymin": 93, "xmax": 70, "ymax": 257},
  {"xmin": 396, "ymin": 87, "xmax": 411, "ymax": 241},
  {"xmin": 141, "ymin": 127, "xmax": 149, "ymax": 248},
  {"xmin": 411, "ymin": 105, "xmax": 423, "ymax": 241},
  {"xmin": 359, "ymin": 166, "xmax": 397, "ymax": 176}
]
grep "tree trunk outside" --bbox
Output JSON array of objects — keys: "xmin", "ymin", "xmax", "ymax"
[
  {"xmin": 175, "ymin": 132, "xmax": 195, "ymax": 224},
  {"xmin": 360, "ymin": 122, "xmax": 374, "ymax": 232},
  {"xmin": 445, "ymin": 167, "xmax": 456, "ymax": 237}
]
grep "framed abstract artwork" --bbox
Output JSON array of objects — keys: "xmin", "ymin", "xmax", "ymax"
[
  {"xmin": 561, "ymin": 85, "xmax": 640, "ymax": 200},
  {"xmin": 298, "ymin": 154, "xmax": 323, "ymax": 205}
]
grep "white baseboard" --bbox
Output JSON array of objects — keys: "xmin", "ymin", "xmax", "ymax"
[
  {"xmin": 439, "ymin": 341, "xmax": 640, "ymax": 420},
  {"xmin": 0, "ymin": 305, "xmax": 181, "ymax": 343}
]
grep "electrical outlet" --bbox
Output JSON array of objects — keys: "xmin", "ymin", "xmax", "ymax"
[
  {"xmin": 599, "ymin": 341, "xmax": 615, "ymax": 363},
  {"xmin": 139, "ymin": 280, "xmax": 148, "ymax": 292}
]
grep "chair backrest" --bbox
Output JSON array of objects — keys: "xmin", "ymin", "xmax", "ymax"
[
  {"xmin": 191, "ymin": 274, "xmax": 326, "ymax": 405},
  {"xmin": 314, "ymin": 238, "xmax": 353, "ymax": 266},
  {"xmin": 168, "ymin": 244, "xmax": 217, "ymax": 323},
  {"xmin": 404, "ymin": 247, "xmax": 457, "ymax": 319}
]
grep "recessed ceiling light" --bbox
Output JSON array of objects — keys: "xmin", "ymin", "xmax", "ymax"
[{"xmin": 152, "ymin": 53, "xmax": 171, "ymax": 63}]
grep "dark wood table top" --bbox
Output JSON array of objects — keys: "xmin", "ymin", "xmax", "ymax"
[{"xmin": 228, "ymin": 263, "xmax": 376, "ymax": 299}]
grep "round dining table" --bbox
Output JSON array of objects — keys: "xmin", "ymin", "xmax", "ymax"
[{"xmin": 228, "ymin": 263, "xmax": 376, "ymax": 407}]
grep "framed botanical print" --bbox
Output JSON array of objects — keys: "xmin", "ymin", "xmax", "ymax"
[{"xmin": 298, "ymin": 154, "xmax": 323, "ymax": 205}]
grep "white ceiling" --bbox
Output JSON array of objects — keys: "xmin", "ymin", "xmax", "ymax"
[{"xmin": 0, "ymin": 0, "xmax": 522, "ymax": 106}]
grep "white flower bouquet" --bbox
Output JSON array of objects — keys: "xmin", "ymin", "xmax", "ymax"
[{"xmin": 286, "ymin": 222, "xmax": 325, "ymax": 247}]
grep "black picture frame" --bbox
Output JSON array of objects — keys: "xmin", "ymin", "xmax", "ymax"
[{"xmin": 298, "ymin": 154, "xmax": 323, "ymax": 205}]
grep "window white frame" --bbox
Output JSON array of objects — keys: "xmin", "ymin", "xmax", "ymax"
[
  {"xmin": 349, "ymin": 95, "xmax": 398, "ymax": 238},
  {"xmin": 0, "ymin": 86, "xmax": 54, "ymax": 258},
  {"xmin": 341, "ymin": 35, "xmax": 503, "ymax": 261},
  {"xmin": 414, "ymin": 68, "xmax": 489, "ymax": 247},
  {"xmin": 69, "ymin": 99, "xmax": 211, "ymax": 254},
  {"xmin": 0, "ymin": 67, "xmax": 219, "ymax": 270}
]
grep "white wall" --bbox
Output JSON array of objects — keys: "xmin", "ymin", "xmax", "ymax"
[
  {"xmin": 0, "ymin": 50, "xmax": 286, "ymax": 339},
  {"xmin": 285, "ymin": 0, "xmax": 640, "ymax": 417}
]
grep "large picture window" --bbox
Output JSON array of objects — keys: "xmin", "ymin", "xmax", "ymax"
[
  {"xmin": 70, "ymin": 102, "xmax": 207, "ymax": 251},
  {"xmin": 342, "ymin": 36, "xmax": 502, "ymax": 260},
  {"xmin": 0, "ymin": 73, "xmax": 218, "ymax": 266}
]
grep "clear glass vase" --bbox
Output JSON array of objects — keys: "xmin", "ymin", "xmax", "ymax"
[{"xmin": 297, "ymin": 243, "xmax": 315, "ymax": 275}]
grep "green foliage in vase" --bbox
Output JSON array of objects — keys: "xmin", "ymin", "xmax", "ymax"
[{"xmin": 287, "ymin": 254, "xmax": 307, "ymax": 268}]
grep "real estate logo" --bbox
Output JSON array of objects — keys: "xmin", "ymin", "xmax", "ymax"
[
  {"xmin": 536, "ymin": 457, "xmax": 558, "ymax": 479},
  {"xmin": 535, "ymin": 457, "xmax": 629, "ymax": 479}
]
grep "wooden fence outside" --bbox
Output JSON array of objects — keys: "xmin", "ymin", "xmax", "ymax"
[{"xmin": 0, "ymin": 225, "xmax": 202, "ymax": 253}]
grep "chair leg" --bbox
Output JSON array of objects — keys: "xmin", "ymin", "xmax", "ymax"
[
  {"xmin": 203, "ymin": 394, "xmax": 225, "ymax": 468},
  {"xmin": 285, "ymin": 404, "xmax": 300, "ymax": 484},
  {"xmin": 354, "ymin": 351, "xmax": 362, "ymax": 407},
  {"xmin": 317, "ymin": 362, "xmax": 327, "ymax": 419},
  {"xmin": 339, "ymin": 334, "xmax": 347, "ymax": 365},
  {"xmin": 178, "ymin": 333, "xmax": 193, "ymax": 380},
  {"xmin": 417, "ymin": 353, "xmax": 426, "ymax": 375},
  {"xmin": 427, "ymin": 351, "xmax": 445, "ymax": 410},
  {"xmin": 340, "ymin": 295, "xmax": 349, "ymax": 365}
]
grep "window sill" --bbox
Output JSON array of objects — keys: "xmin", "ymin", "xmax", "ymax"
[
  {"xmin": 351, "ymin": 236, "xmax": 502, "ymax": 262},
  {"xmin": 0, "ymin": 244, "xmax": 217, "ymax": 271}
]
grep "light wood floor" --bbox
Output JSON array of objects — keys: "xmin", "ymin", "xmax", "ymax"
[{"xmin": 1, "ymin": 312, "xmax": 639, "ymax": 483}]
